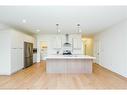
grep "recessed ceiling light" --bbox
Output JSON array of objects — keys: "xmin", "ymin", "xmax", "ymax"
[{"xmin": 22, "ymin": 19, "xmax": 26, "ymax": 23}]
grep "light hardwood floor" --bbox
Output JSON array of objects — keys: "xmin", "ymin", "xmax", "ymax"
[{"xmin": 0, "ymin": 61, "xmax": 127, "ymax": 89}]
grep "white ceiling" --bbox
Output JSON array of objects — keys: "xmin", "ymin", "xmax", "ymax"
[{"xmin": 0, "ymin": 6, "xmax": 127, "ymax": 35}]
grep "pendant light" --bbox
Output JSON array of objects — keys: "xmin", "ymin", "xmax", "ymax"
[
  {"xmin": 56, "ymin": 24, "xmax": 60, "ymax": 33},
  {"xmin": 77, "ymin": 24, "xmax": 82, "ymax": 33}
]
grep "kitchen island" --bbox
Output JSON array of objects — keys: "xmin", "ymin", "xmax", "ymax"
[{"xmin": 46, "ymin": 55, "xmax": 95, "ymax": 74}]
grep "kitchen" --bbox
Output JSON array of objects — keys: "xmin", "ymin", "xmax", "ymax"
[
  {"xmin": 37, "ymin": 33, "xmax": 95, "ymax": 73},
  {"xmin": 0, "ymin": 6, "xmax": 127, "ymax": 89},
  {"xmin": 0, "ymin": 26, "xmax": 94, "ymax": 75}
]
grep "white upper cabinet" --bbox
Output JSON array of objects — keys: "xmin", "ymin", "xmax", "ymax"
[
  {"xmin": 52, "ymin": 36, "xmax": 62, "ymax": 49},
  {"xmin": 11, "ymin": 31, "xmax": 22, "ymax": 48},
  {"xmin": 11, "ymin": 30, "xmax": 35, "ymax": 49},
  {"xmin": 73, "ymin": 38, "xmax": 82, "ymax": 49}
]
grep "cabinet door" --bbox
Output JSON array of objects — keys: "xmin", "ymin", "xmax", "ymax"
[
  {"xmin": 11, "ymin": 32, "xmax": 23, "ymax": 48},
  {"xmin": 52, "ymin": 37, "xmax": 62, "ymax": 49},
  {"xmin": 33, "ymin": 53, "xmax": 37, "ymax": 63},
  {"xmin": 11, "ymin": 48, "xmax": 23, "ymax": 73},
  {"xmin": 56, "ymin": 37, "xmax": 62, "ymax": 48},
  {"xmin": 17, "ymin": 48, "xmax": 23, "ymax": 69},
  {"xmin": 11, "ymin": 49, "xmax": 18, "ymax": 73},
  {"xmin": 77, "ymin": 39, "xmax": 82, "ymax": 49},
  {"xmin": 73, "ymin": 38, "xmax": 82, "ymax": 49}
]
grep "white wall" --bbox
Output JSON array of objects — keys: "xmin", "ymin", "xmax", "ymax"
[
  {"xmin": 0, "ymin": 29, "xmax": 11, "ymax": 75},
  {"xmin": 0, "ymin": 28, "xmax": 35, "ymax": 75},
  {"xmin": 94, "ymin": 20, "xmax": 127, "ymax": 77},
  {"xmin": 36, "ymin": 34, "xmax": 83, "ymax": 62}
]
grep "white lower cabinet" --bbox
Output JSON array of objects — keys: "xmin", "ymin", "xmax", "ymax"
[
  {"xmin": 33, "ymin": 53, "xmax": 37, "ymax": 63},
  {"xmin": 11, "ymin": 48, "xmax": 23, "ymax": 74}
]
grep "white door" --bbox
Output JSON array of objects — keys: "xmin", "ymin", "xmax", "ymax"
[{"xmin": 94, "ymin": 40, "xmax": 101, "ymax": 64}]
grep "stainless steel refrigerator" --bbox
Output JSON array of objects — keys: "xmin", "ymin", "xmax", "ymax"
[{"xmin": 24, "ymin": 42, "xmax": 33, "ymax": 68}]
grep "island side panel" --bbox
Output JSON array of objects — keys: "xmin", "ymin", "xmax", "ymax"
[
  {"xmin": 46, "ymin": 59, "xmax": 67, "ymax": 73},
  {"xmin": 46, "ymin": 59, "xmax": 93, "ymax": 73},
  {"xmin": 67, "ymin": 59, "xmax": 92, "ymax": 73}
]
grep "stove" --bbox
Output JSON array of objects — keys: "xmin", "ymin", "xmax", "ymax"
[{"xmin": 63, "ymin": 50, "xmax": 72, "ymax": 55}]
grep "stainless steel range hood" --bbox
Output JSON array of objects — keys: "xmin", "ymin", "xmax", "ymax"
[{"xmin": 63, "ymin": 34, "xmax": 71, "ymax": 46}]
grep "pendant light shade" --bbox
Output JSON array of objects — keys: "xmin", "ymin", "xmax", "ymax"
[
  {"xmin": 56, "ymin": 24, "xmax": 60, "ymax": 33},
  {"xmin": 77, "ymin": 24, "xmax": 82, "ymax": 33}
]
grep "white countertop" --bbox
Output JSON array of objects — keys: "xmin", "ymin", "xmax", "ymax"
[{"xmin": 46, "ymin": 55, "xmax": 96, "ymax": 59}]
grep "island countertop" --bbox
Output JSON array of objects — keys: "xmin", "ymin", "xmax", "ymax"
[{"xmin": 46, "ymin": 55, "xmax": 96, "ymax": 59}]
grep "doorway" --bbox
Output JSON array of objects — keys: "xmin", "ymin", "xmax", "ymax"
[{"xmin": 40, "ymin": 41, "xmax": 48, "ymax": 61}]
